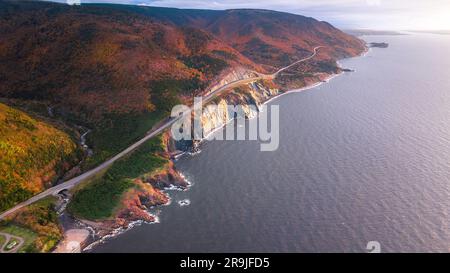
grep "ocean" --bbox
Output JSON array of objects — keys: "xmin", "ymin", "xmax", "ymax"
[{"xmin": 93, "ymin": 34, "xmax": 450, "ymax": 253}]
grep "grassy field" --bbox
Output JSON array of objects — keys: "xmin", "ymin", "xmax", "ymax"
[
  {"xmin": 83, "ymin": 111, "xmax": 165, "ymax": 168},
  {"xmin": 68, "ymin": 136, "xmax": 169, "ymax": 220},
  {"xmin": 2, "ymin": 196, "xmax": 63, "ymax": 252},
  {"xmin": 0, "ymin": 234, "xmax": 5, "ymax": 249},
  {"xmin": 82, "ymin": 78, "xmax": 186, "ymax": 170},
  {"xmin": 0, "ymin": 225, "xmax": 37, "ymax": 253}
]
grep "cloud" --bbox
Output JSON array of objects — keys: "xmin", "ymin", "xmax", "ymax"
[{"xmin": 366, "ymin": 0, "xmax": 381, "ymax": 7}]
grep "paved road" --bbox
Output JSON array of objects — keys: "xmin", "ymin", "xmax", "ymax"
[
  {"xmin": 0, "ymin": 232, "xmax": 24, "ymax": 253},
  {"xmin": 256, "ymin": 46, "xmax": 323, "ymax": 79},
  {"xmin": 0, "ymin": 46, "xmax": 323, "ymax": 220},
  {"xmin": 272, "ymin": 46, "xmax": 323, "ymax": 77}
]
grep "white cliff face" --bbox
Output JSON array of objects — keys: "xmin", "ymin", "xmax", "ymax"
[
  {"xmin": 201, "ymin": 99, "xmax": 230, "ymax": 136},
  {"xmin": 200, "ymin": 69, "xmax": 280, "ymax": 138}
]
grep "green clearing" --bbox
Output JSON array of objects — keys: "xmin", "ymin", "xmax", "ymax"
[
  {"xmin": 0, "ymin": 234, "xmax": 6, "ymax": 249},
  {"xmin": 82, "ymin": 78, "xmax": 188, "ymax": 169},
  {"xmin": 68, "ymin": 136, "xmax": 168, "ymax": 220},
  {"xmin": 83, "ymin": 110, "xmax": 167, "ymax": 168}
]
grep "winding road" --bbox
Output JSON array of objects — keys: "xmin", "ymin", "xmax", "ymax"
[
  {"xmin": 0, "ymin": 46, "xmax": 323, "ymax": 220},
  {"xmin": 0, "ymin": 232, "xmax": 24, "ymax": 253},
  {"xmin": 271, "ymin": 46, "xmax": 323, "ymax": 77}
]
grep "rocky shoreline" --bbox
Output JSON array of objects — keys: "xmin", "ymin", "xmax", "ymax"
[
  {"xmin": 55, "ymin": 46, "xmax": 368, "ymax": 252},
  {"xmin": 82, "ymin": 166, "xmax": 191, "ymax": 252},
  {"xmin": 67, "ymin": 76, "xmax": 332, "ymax": 251},
  {"xmin": 55, "ymin": 135, "xmax": 190, "ymax": 252}
]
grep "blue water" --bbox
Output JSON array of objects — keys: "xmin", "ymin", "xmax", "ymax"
[{"xmin": 94, "ymin": 34, "xmax": 450, "ymax": 253}]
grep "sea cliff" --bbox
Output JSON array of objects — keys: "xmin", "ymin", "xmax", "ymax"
[{"xmin": 72, "ymin": 49, "xmax": 367, "ymax": 251}]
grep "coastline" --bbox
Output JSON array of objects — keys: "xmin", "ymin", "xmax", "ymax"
[
  {"xmin": 70, "ymin": 47, "xmax": 369, "ymax": 253},
  {"xmin": 69, "ymin": 170, "xmax": 193, "ymax": 253},
  {"xmin": 197, "ymin": 72, "xmax": 342, "ymax": 144},
  {"xmin": 263, "ymin": 47, "xmax": 370, "ymax": 105},
  {"xmin": 201, "ymin": 44, "xmax": 369, "ymax": 143},
  {"xmin": 199, "ymin": 54, "xmax": 364, "ymax": 144},
  {"xmin": 263, "ymin": 72, "xmax": 342, "ymax": 106}
]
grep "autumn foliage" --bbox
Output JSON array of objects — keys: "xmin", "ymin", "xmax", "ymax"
[
  {"xmin": 0, "ymin": 1, "xmax": 366, "ymax": 216},
  {"xmin": 0, "ymin": 103, "xmax": 78, "ymax": 212}
]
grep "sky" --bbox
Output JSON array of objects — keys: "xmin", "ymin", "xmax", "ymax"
[{"xmin": 58, "ymin": 0, "xmax": 450, "ymax": 30}]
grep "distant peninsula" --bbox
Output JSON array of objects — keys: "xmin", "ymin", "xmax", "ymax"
[
  {"xmin": 345, "ymin": 29, "xmax": 406, "ymax": 36},
  {"xmin": 369, "ymin": 42, "xmax": 389, "ymax": 48}
]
